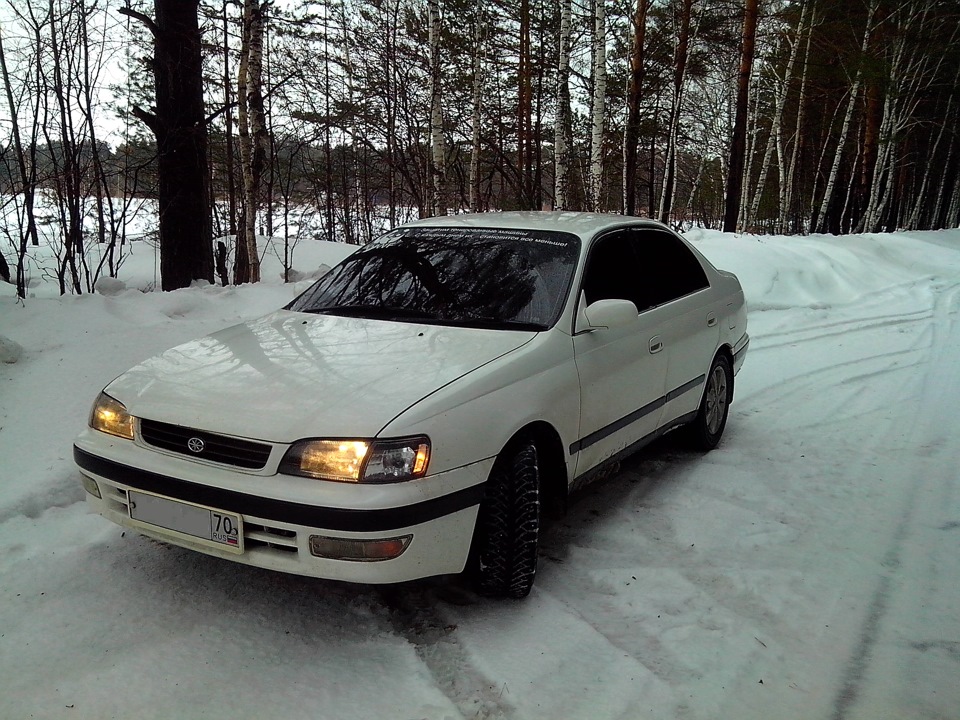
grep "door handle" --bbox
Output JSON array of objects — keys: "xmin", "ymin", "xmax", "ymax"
[
  {"xmin": 649, "ymin": 336, "xmax": 663, "ymax": 354},
  {"xmin": 706, "ymin": 313, "xmax": 718, "ymax": 327}
]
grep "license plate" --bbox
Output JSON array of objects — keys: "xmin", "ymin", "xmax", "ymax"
[{"xmin": 128, "ymin": 490, "xmax": 243, "ymax": 553}]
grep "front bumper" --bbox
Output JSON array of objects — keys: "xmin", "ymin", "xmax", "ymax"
[{"xmin": 74, "ymin": 430, "xmax": 489, "ymax": 584}]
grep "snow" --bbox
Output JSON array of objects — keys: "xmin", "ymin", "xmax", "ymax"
[{"xmin": 2, "ymin": 228, "xmax": 959, "ymax": 719}]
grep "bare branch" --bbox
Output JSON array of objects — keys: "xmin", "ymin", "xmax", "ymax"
[{"xmin": 118, "ymin": 6, "xmax": 158, "ymax": 37}]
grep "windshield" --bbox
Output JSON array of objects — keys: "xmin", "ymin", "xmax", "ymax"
[{"xmin": 288, "ymin": 227, "xmax": 581, "ymax": 330}]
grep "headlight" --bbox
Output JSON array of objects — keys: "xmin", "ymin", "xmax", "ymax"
[
  {"xmin": 89, "ymin": 391, "xmax": 135, "ymax": 440},
  {"xmin": 279, "ymin": 436, "xmax": 430, "ymax": 483}
]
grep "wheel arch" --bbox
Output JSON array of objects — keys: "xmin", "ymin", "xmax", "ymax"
[
  {"xmin": 715, "ymin": 343, "xmax": 735, "ymax": 401},
  {"xmin": 506, "ymin": 420, "xmax": 568, "ymax": 517}
]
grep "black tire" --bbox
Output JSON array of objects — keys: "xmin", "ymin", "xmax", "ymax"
[
  {"xmin": 687, "ymin": 353, "xmax": 733, "ymax": 450},
  {"xmin": 471, "ymin": 441, "xmax": 540, "ymax": 599}
]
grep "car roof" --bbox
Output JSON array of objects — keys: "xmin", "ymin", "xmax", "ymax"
[{"xmin": 400, "ymin": 211, "xmax": 672, "ymax": 240}]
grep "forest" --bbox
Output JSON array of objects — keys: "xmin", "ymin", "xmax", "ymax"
[{"xmin": 1, "ymin": 0, "xmax": 958, "ymax": 296}]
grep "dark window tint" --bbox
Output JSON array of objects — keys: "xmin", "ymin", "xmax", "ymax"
[
  {"xmin": 635, "ymin": 230, "xmax": 709, "ymax": 305},
  {"xmin": 581, "ymin": 231, "xmax": 651, "ymax": 310},
  {"xmin": 581, "ymin": 228, "xmax": 708, "ymax": 312}
]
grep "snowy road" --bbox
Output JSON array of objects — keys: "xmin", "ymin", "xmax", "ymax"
[{"xmin": 1, "ymin": 230, "xmax": 958, "ymax": 719}]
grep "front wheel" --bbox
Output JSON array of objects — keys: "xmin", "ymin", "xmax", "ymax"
[
  {"xmin": 471, "ymin": 441, "xmax": 540, "ymax": 599},
  {"xmin": 686, "ymin": 354, "xmax": 733, "ymax": 450}
]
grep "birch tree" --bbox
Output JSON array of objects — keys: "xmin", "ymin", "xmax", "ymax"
[
  {"xmin": 622, "ymin": 0, "xmax": 649, "ymax": 216},
  {"xmin": 554, "ymin": 0, "xmax": 573, "ymax": 210},
  {"xmin": 745, "ymin": 1, "xmax": 809, "ymax": 232},
  {"xmin": 858, "ymin": 2, "xmax": 957, "ymax": 233},
  {"xmin": 428, "ymin": 0, "xmax": 444, "ymax": 216},
  {"xmin": 779, "ymin": 2, "xmax": 815, "ymax": 234},
  {"xmin": 589, "ymin": 0, "xmax": 607, "ymax": 212},
  {"xmin": 723, "ymin": 0, "xmax": 759, "ymax": 232},
  {"xmin": 0, "ymin": 16, "xmax": 42, "ymax": 298},
  {"xmin": 658, "ymin": 0, "xmax": 696, "ymax": 225},
  {"xmin": 234, "ymin": 0, "xmax": 269, "ymax": 284},
  {"xmin": 468, "ymin": 5, "xmax": 486, "ymax": 212},
  {"xmin": 814, "ymin": 1, "xmax": 876, "ymax": 234}
]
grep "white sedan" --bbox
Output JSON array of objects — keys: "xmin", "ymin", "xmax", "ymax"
[{"xmin": 75, "ymin": 212, "xmax": 748, "ymax": 598}]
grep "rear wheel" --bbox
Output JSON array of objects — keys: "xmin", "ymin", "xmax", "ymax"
[
  {"xmin": 687, "ymin": 354, "xmax": 733, "ymax": 450},
  {"xmin": 471, "ymin": 441, "xmax": 540, "ymax": 599}
]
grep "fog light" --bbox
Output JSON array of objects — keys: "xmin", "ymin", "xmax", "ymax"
[
  {"xmin": 308, "ymin": 534, "xmax": 412, "ymax": 562},
  {"xmin": 81, "ymin": 475, "xmax": 101, "ymax": 499}
]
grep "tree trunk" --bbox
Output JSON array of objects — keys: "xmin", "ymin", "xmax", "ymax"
[
  {"xmin": 428, "ymin": 0, "xmax": 444, "ymax": 216},
  {"xmin": 119, "ymin": 0, "xmax": 213, "ymax": 290},
  {"xmin": 554, "ymin": 0, "xmax": 573, "ymax": 210},
  {"xmin": 469, "ymin": 8, "xmax": 485, "ymax": 212},
  {"xmin": 907, "ymin": 81, "xmax": 954, "ymax": 229},
  {"xmin": 235, "ymin": 0, "xmax": 268, "ymax": 284},
  {"xmin": 623, "ymin": 0, "xmax": 649, "ymax": 216},
  {"xmin": 223, "ymin": 1, "xmax": 238, "ymax": 243},
  {"xmin": 589, "ymin": 0, "xmax": 607, "ymax": 212},
  {"xmin": 746, "ymin": 1, "xmax": 808, "ymax": 231},
  {"xmin": 0, "ymin": 22, "xmax": 41, "ymax": 298},
  {"xmin": 780, "ymin": 3, "xmax": 815, "ymax": 234},
  {"xmin": 121, "ymin": 0, "xmax": 214, "ymax": 291},
  {"xmin": 816, "ymin": 1, "xmax": 876, "ymax": 234},
  {"xmin": 723, "ymin": 0, "xmax": 759, "ymax": 233},
  {"xmin": 517, "ymin": 0, "xmax": 533, "ymax": 208},
  {"xmin": 659, "ymin": 0, "xmax": 694, "ymax": 225}
]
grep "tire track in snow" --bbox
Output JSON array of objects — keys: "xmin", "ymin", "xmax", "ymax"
[
  {"xmin": 750, "ymin": 311, "xmax": 929, "ymax": 353},
  {"xmin": 377, "ymin": 584, "xmax": 519, "ymax": 720},
  {"xmin": 830, "ymin": 281, "xmax": 960, "ymax": 720}
]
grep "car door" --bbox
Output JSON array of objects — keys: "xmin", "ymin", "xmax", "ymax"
[
  {"xmin": 571, "ymin": 229, "xmax": 669, "ymax": 478},
  {"xmin": 633, "ymin": 228, "xmax": 718, "ymax": 426}
]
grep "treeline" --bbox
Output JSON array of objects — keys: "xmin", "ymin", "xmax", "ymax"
[{"xmin": 1, "ymin": 0, "xmax": 959, "ymax": 296}]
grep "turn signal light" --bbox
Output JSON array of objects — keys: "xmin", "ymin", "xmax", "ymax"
[{"xmin": 308, "ymin": 534, "xmax": 412, "ymax": 562}]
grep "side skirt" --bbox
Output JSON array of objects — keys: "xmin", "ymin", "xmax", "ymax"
[{"xmin": 567, "ymin": 410, "xmax": 698, "ymax": 495}]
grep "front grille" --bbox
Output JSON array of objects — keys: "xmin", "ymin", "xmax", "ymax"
[{"xmin": 140, "ymin": 418, "xmax": 271, "ymax": 470}]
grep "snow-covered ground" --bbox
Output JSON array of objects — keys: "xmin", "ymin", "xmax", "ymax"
[{"xmin": 1, "ymin": 226, "xmax": 958, "ymax": 720}]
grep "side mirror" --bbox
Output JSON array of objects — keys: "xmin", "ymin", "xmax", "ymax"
[{"xmin": 582, "ymin": 298, "xmax": 638, "ymax": 330}]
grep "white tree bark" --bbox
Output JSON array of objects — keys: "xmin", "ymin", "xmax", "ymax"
[
  {"xmin": 428, "ymin": 0, "xmax": 444, "ymax": 217},
  {"xmin": 779, "ymin": 3, "xmax": 815, "ymax": 233},
  {"xmin": 658, "ymin": 0, "xmax": 698, "ymax": 225},
  {"xmin": 932, "ymin": 128, "xmax": 958, "ymax": 228},
  {"xmin": 554, "ymin": 0, "xmax": 573, "ymax": 210},
  {"xmin": 746, "ymin": 1, "xmax": 808, "ymax": 231},
  {"xmin": 907, "ymin": 84, "xmax": 954, "ymax": 229},
  {"xmin": 948, "ymin": 173, "xmax": 960, "ymax": 228},
  {"xmin": 468, "ymin": 8, "xmax": 485, "ymax": 212},
  {"xmin": 815, "ymin": 0, "xmax": 876, "ymax": 234},
  {"xmin": 589, "ymin": 0, "xmax": 606, "ymax": 212},
  {"xmin": 237, "ymin": 0, "xmax": 268, "ymax": 283},
  {"xmin": 860, "ymin": 2, "xmax": 954, "ymax": 232}
]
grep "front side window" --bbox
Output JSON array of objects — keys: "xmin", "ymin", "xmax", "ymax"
[
  {"xmin": 288, "ymin": 227, "xmax": 581, "ymax": 330},
  {"xmin": 635, "ymin": 230, "xmax": 709, "ymax": 305},
  {"xmin": 581, "ymin": 230, "xmax": 651, "ymax": 310},
  {"xmin": 581, "ymin": 227, "xmax": 710, "ymax": 312}
]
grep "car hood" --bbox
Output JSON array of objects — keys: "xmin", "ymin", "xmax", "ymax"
[{"xmin": 106, "ymin": 310, "xmax": 536, "ymax": 443}]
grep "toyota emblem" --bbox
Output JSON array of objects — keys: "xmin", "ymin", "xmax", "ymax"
[{"xmin": 187, "ymin": 437, "xmax": 205, "ymax": 454}]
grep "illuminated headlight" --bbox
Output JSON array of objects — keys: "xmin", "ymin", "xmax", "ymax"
[
  {"xmin": 279, "ymin": 436, "xmax": 430, "ymax": 483},
  {"xmin": 89, "ymin": 392, "xmax": 135, "ymax": 440}
]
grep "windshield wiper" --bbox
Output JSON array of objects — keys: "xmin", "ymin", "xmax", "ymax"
[
  {"xmin": 303, "ymin": 304, "xmax": 440, "ymax": 321},
  {"xmin": 451, "ymin": 318, "xmax": 548, "ymax": 331}
]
